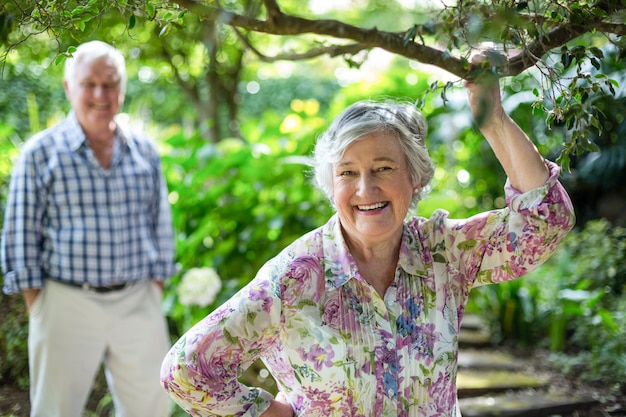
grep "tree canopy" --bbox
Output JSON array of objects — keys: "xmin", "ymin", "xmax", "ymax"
[{"xmin": 1, "ymin": 0, "xmax": 625, "ymax": 166}]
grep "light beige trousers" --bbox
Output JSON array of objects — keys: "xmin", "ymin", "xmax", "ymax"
[{"xmin": 28, "ymin": 279, "xmax": 172, "ymax": 417}]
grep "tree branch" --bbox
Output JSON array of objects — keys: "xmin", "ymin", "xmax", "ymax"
[
  {"xmin": 233, "ymin": 27, "xmax": 368, "ymax": 62},
  {"xmin": 170, "ymin": 0, "xmax": 626, "ymax": 80},
  {"xmin": 171, "ymin": 0, "xmax": 469, "ymax": 77}
]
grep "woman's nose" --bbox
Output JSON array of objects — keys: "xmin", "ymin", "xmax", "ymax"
[{"xmin": 356, "ymin": 172, "xmax": 378, "ymax": 195}]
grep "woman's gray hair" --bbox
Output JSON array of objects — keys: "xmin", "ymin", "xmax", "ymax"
[
  {"xmin": 313, "ymin": 100, "xmax": 435, "ymax": 210},
  {"xmin": 64, "ymin": 40, "xmax": 127, "ymax": 95}
]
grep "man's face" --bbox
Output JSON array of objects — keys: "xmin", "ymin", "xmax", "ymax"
[{"xmin": 64, "ymin": 56, "xmax": 124, "ymax": 133}]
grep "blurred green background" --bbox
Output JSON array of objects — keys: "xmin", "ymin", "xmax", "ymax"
[{"xmin": 1, "ymin": 1, "xmax": 625, "ymax": 415}]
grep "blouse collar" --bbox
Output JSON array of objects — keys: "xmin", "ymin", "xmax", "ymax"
[{"xmin": 321, "ymin": 214, "xmax": 425, "ymax": 291}]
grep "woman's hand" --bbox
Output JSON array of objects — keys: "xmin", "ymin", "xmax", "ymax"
[
  {"xmin": 464, "ymin": 50, "xmax": 549, "ymax": 192},
  {"xmin": 260, "ymin": 392, "xmax": 294, "ymax": 417},
  {"xmin": 465, "ymin": 51, "xmax": 506, "ymax": 129}
]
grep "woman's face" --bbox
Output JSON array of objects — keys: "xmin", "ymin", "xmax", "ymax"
[{"xmin": 333, "ymin": 131, "xmax": 416, "ymax": 249}]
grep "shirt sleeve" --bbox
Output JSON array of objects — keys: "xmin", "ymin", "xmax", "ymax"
[
  {"xmin": 429, "ymin": 159, "xmax": 575, "ymax": 286},
  {"xmin": 161, "ymin": 261, "xmax": 281, "ymax": 416},
  {"xmin": 1, "ymin": 143, "xmax": 46, "ymax": 294},
  {"xmin": 149, "ymin": 153, "xmax": 177, "ymax": 280}
]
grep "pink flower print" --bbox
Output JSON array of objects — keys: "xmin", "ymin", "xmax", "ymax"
[
  {"xmin": 203, "ymin": 303, "xmax": 232, "ymax": 327},
  {"xmin": 195, "ymin": 338, "xmax": 242, "ymax": 400},
  {"xmin": 453, "ymin": 212, "xmax": 491, "ymax": 239},
  {"xmin": 303, "ymin": 386, "xmax": 335, "ymax": 414},
  {"xmin": 337, "ymin": 390, "xmax": 366, "ymax": 417},
  {"xmin": 288, "ymin": 256, "xmax": 321, "ymax": 281},
  {"xmin": 282, "ymin": 256, "xmax": 322, "ymax": 305},
  {"xmin": 506, "ymin": 231, "xmax": 518, "ymax": 253},
  {"xmin": 429, "ymin": 370, "xmax": 456, "ymax": 412},
  {"xmin": 323, "ymin": 292, "xmax": 342, "ymax": 330}
]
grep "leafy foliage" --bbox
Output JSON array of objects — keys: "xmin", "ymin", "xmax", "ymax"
[
  {"xmin": 469, "ymin": 219, "xmax": 626, "ymax": 387},
  {"xmin": 0, "ymin": 292, "xmax": 28, "ymax": 389},
  {"xmin": 2, "ymin": 0, "xmax": 626, "ymax": 163},
  {"xmin": 0, "ymin": 122, "xmax": 28, "ymax": 390},
  {"xmin": 161, "ymin": 99, "xmax": 333, "ymax": 334}
]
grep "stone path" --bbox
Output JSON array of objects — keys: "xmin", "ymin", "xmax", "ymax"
[{"xmin": 457, "ymin": 314, "xmax": 601, "ymax": 417}]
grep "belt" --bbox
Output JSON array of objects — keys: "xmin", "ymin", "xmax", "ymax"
[{"xmin": 61, "ymin": 281, "xmax": 130, "ymax": 293}]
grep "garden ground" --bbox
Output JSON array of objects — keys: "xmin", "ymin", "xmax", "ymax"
[{"xmin": 0, "ymin": 338, "xmax": 626, "ymax": 417}]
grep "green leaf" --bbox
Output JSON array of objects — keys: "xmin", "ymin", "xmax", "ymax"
[
  {"xmin": 159, "ymin": 23, "xmax": 170, "ymax": 37},
  {"xmin": 570, "ymin": 45, "xmax": 586, "ymax": 59},
  {"xmin": 561, "ymin": 50, "xmax": 572, "ymax": 69},
  {"xmin": 147, "ymin": 3, "xmax": 156, "ymax": 20},
  {"xmin": 457, "ymin": 239, "xmax": 477, "ymax": 250},
  {"xmin": 589, "ymin": 47, "xmax": 604, "ymax": 59},
  {"xmin": 128, "ymin": 14, "xmax": 136, "ymax": 30},
  {"xmin": 432, "ymin": 253, "xmax": 446, "ymax": 263},
  {"xmin": 590, "ymin": 58, "xmax": 601, "ymax": 70},
  {"xmin": 404, "ymin": 25, "xmax": 417, "ymax": 45},
  {"xmin": 71, "ymin": 6, "xmax": 84, "ymax": 16}
]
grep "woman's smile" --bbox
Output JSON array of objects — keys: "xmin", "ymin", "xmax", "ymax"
[{"xmin": 356, "ymin": 201, "xmax": 389, "ymax": 212}]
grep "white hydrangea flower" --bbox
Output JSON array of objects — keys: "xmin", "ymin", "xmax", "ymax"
[{"xmin": 177, "ymin": 267, "xmax": 222, "ymax": 307}]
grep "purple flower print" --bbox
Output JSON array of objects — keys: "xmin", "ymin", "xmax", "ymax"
[
  {"xmin": 247, "ymin": 281, "xmax": 273, "ymax": 313},
  {"xmin": 299, "ymin": 343, "xmax": 335, "ymax": 372}
]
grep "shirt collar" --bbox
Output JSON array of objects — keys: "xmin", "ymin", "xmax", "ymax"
[
  {"xmin": 321, "ymin": 215, "xmax": 424, "ymax": 291},
  {"xmin": 65, "ymin": 110, "xmax": 128, "ymax": 151},
  {"xmin": 65, "ymin": 111, "xmax": 87, "ymax": 151},
  {"xmin": 321, "ymin": 214, "xmax": 360, "ymax": 291},
  {"xmin": 397, "ymin": 225, "xmax": 426, "ymax": 277}
]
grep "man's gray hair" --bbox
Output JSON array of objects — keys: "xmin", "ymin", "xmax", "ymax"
[{"xmin": 64, "ymin": 40, "xmax": 127, "ymax": 95}]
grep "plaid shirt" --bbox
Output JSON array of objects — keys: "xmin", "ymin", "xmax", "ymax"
[{"xmin": 1, "ymin": 111, "xmax": 176, "ymax": 294}]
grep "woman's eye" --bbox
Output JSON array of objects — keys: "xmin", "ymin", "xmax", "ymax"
[
  {"xmin": 376, "ymin": 166, "xmax": 393, "ymax": 173},
  {"xmin": 340, "ymin": 170, "xmax": 355, "ymax": 176}
]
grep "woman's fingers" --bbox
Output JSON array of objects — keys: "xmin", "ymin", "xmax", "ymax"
[{"xmin": 467, "ymin": 51, "xmax": 505, "ymax": 127}]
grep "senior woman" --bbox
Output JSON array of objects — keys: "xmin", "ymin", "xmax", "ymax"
[{"xmin": 161, "ymin": 69, "xmax": 575, "ymax": 416}]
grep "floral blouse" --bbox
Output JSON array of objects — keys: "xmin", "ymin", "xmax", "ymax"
[{"xmin": 161, "ymin": 160, "xmax": 575, "ymax": 417}]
